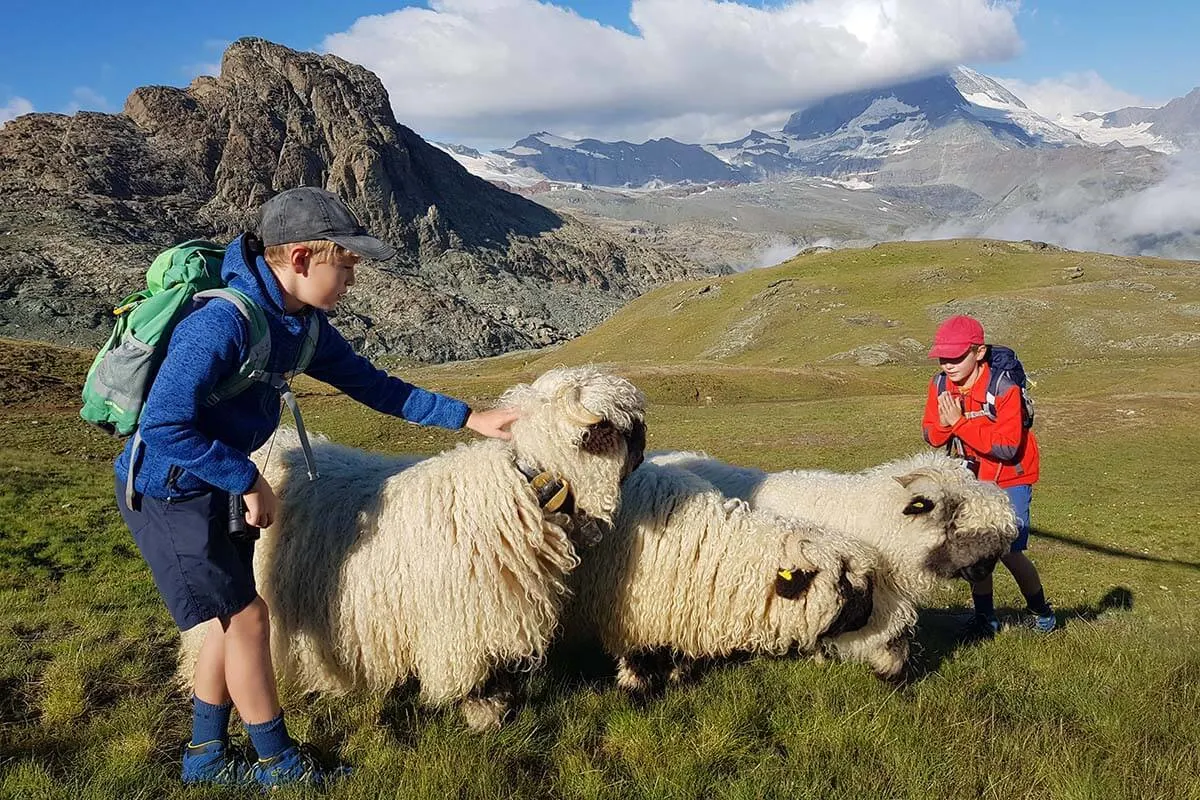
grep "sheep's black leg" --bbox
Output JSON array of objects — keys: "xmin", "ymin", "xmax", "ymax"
[
  {"xmin": 616, "ymin": 647, "xmax": 675, "ymax": 697},
  {"xmin": 460, "ymin": 663, "xmax": 523, "ymax": 732}
]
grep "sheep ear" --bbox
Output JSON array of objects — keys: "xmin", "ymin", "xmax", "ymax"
[
  {"xmin": 774, "ymin": 567, "xmax": 818, "ymax": 600},
  {"xmin": 902, "ymin": 495, "xmax": 936, "ymax": 515}
]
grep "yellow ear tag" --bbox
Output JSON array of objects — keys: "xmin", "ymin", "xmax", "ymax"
[{"xmin": 777, "ymin": 569, "xmax": 793, "ymax": 581}]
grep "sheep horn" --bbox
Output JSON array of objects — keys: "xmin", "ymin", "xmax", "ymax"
[{"xmin": 561, "ymin": 385, "xmax": 603, "ymax": 426}]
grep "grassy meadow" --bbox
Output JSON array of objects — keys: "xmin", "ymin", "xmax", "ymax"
[{"xmin": 1, "ymin": 239, "xmax": 1198, "ymax": 799}]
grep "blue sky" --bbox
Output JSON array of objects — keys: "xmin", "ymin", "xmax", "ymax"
[{"xmin": 3, "ymin": 1, "xmax": 1197, "ymax": 145}]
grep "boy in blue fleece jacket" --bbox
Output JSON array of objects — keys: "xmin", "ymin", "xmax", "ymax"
[{"xmin": 114, "ymin": 187, "xmax": 518, "ymax": 788}]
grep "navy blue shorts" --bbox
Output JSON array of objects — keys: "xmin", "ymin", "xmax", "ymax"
[
  {"xmin": 115, "ymin": 477, "xmax": 258, "ymax": 630},
  {"xmin": 1004, "ymin": 484, "xmax": 1033, "ymax": 553}
]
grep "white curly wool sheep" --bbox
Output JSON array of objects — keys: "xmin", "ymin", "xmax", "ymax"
[
  {"xmin": 648, "ymin": 450, "xmax": 1019, "ymax": 676},
  {"xmin": 566, "ymin": 462, "xmax": 912, "ymax": 687},
  {"xmin": 178, "ymin": 366, "xmax": 646, "ymax": 730},
  {"xmin": 650, "ymin": 450, "xmax": 1017, "ymax": 594}
]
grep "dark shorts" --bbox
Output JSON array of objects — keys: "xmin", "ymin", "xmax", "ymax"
[
  {"xmin": 1004, "ymin": 484, "xmax": 1033, "ymax": 553},
  {"xmin": 115, "ymin": 477, "xmax": 257, "ymax": 630}
]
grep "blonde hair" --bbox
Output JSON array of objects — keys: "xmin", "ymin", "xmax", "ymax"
[{"xmin": 263, "ymin": 239, "xmax": 354, "ymax": 269}]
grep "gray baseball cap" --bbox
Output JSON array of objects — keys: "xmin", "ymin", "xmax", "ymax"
[{"xmin": 258, "ymin": 187, "xmax": 396, "ymax": 260}]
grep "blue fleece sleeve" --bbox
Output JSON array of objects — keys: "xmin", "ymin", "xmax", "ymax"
[
  {"xmin": 137, "ymin": 303, "xmax": 261, "ymax": 494},
  {"xmin": 305, "ymin": 320, "xmax": 471, "ymax": 429}
]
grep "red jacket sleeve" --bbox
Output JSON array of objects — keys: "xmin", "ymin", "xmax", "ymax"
[
  {"xmin": 949, "ymin": 383, "xmax": 1025, "ymax": 463},
  {"xmin": 922, "ymin": 377, "xmax": 953, "ymax": 447}
]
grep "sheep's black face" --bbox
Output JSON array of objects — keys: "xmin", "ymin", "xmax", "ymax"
[
  {"xmin": 582, "ymin": 418, "xmax": 645, "ymax": 481},
  {"xmin": 822, "ymin": 561, "xmax": 875, "ymax": 637},
  {"xmin": 622, "ymin": 419, "xmax": 646, "ymax": 479}
]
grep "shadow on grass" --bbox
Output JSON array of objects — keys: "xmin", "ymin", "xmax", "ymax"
[
  {"xmin": 1033, "ymin": 526, "xmax": 1200, "ymax": 571},
  {"xmin": 371, "ymin": 588, "xmax": 1136, "ymax": 742},
  {"xmin": 909, "ymin": 585, "xmax": 1135, "ymax": 678}
]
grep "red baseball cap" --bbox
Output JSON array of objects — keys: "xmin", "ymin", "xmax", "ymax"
[{"xmin": 928, "ymin": 315, "xmax": 985, "ymax": 358}]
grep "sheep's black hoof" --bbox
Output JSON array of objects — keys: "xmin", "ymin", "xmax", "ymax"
[
  {"xmin": 876, "ymin": 662, "xmax": 914, "ymax": 688},
  {"xmin": 460, "ymin": 696, "xmax": 512, "ymax": 731}
]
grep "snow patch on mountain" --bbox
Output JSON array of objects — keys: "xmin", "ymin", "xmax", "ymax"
[
  {"xmin": 431, "ymin": 142, "xmax": 551, "ymax": 188},
  {"xmin": 1053, "ymin": 117, "xmax": 1178, "ymax": 153},
  {"xmin": 951, "ymin": 67, "xmax": 1082, "ymax": 145}
]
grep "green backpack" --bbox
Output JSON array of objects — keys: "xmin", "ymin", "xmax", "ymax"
[{"xmin": 81, "ymin": 240, "xmax": 322, "ymax": 501}]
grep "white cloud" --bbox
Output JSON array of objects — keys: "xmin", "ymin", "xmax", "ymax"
[
  {"xmin": 63, "ymin": 86, "xmax": 113, "ymax": 115},
  {"xmin": 0, "ymin": 96, "xmax": 34, "ymax": 125},
  {"xmin": 323, "ymin": 0, "xmax": 1021, "ymax": 146},
  {"xmin": 995, "ymin": 71, "xmax": 1152, "ymax": 120}
]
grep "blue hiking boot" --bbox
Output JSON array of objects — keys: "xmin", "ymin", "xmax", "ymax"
[
  {"xmin": 181, "ymin": 739, "xmax": 254, "ymax": 786},
  {"xmin": 252, "ymin": 743, "xmax": 352, "ymax": 789},
  {"xmin": 1030, "ymin": 607, "xmax": 1057, "ymax": 633}
]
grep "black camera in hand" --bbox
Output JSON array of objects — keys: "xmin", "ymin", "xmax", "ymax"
[{"xmin": 228, "ymin": 494, "xmax": 260, "ymax": 542}]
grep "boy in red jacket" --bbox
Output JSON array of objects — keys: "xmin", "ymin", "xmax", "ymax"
[{"xmin": 922, "ymin": 315, "xmax": 1056, "ymax": 636}]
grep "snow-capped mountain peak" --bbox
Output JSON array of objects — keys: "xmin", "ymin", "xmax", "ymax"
[
  {"xmin": 438, "ymin": 70, "xmax": 1197, "ymax": 189},
  {"xmin": 951, "ymin": 66, "xmax": 1028, "ymax": 110}
]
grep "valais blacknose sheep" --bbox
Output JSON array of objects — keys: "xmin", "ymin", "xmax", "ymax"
[
  {"xmin": 178, "ymin": 367, "xmax": 646, "ymax": 730},
  {"xmin": 567, "ymin": 462, "xmax": 910, "ymax": 687}
]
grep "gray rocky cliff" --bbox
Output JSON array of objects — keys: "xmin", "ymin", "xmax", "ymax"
[{"xmin": 0, "ymin": 37, "xmax": 700, "ymax": 362}]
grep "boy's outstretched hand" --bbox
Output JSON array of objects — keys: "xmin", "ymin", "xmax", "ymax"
[{"xmin": 466, "ymin": 407, "xmax": 520, "ymax": 440}]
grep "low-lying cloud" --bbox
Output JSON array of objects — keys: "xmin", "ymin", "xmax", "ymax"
[
  {"xmin": 906, "ymin": 155, "xmax": 1200, "ymax": 260},
  {"xmin": 996, "ymin": 71, "xmax": 1151, "ymax": 120},
  {"xmin": 323, "ymin": 0, "xmax": 1021, "ymax": 147}
]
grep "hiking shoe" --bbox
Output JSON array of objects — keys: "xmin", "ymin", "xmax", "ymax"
[
  {"xmin": 181, "ymin": 739, "xmax": 254, "ymax": 786},
  {"xmin": 252, "ymin": 743, "xmax": 351, "ymax": 789},
  {"xmin": 1030, "ymin": 608, "xmax": 1057, "ymax": 633},
  {"xmin": 961, "ymin": 613, "xmax": 1000, "ymax": 640}
]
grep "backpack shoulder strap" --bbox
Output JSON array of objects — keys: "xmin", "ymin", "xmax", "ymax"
[
  {"xmin": 194, "ymin": 287, "xmax": 272, "ymax": 405},
  {"xmin": 293, "ymin": 313, "xmax": 320, "ymax": 376},
  {"xmin": 192, "ymin": 288, "xmax": 322, "ymax": 481}
]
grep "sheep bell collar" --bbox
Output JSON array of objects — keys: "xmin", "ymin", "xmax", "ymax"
[{"xmin": 516, "ymin": 462, "xmax": 576, "ymax": 516}]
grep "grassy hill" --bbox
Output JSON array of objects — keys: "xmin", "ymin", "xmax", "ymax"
[{"xmin": 1, "ymin": 239, "xmax": 1198, "ymax": 799}]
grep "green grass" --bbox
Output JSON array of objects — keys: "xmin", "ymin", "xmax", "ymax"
[{"xmin": 2, "ymin": 239, "xmax": 1199, "ymax": 799}]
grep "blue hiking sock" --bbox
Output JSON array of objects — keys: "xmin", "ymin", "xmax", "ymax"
[
  {"xmin": 190, "ymin": 696, "xmax": 233, "ymax": 746},
  {"xmin": 972, "ymin": 593, "xmax": 996, "ymax": 619},
  {"xmin": 1023, "ymin": 589, "xmax": 1051, "ymax": 614},
  {"xmin": 245, "ymin": 712, "xmax": 293, "ymax": 760}
]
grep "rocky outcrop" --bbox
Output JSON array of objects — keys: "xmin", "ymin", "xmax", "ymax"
[{"xmin": 0, "ymin": 38, "xmax": 700, "ymax": 361}]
